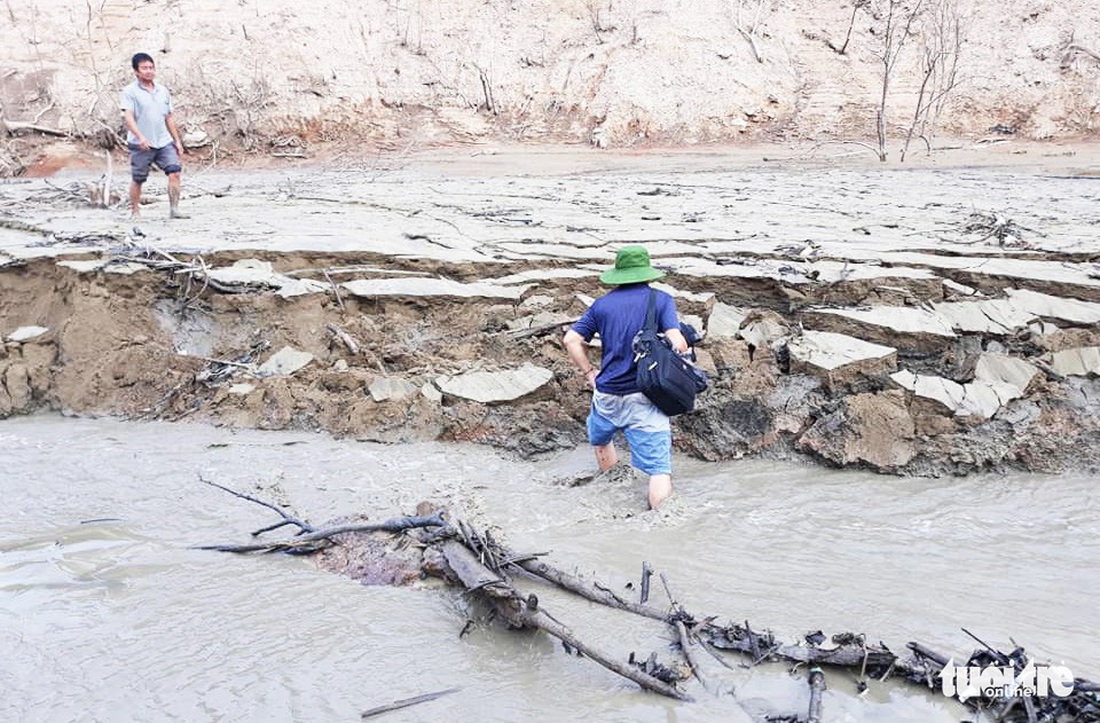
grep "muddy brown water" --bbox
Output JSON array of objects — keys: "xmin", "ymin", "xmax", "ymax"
[{"xmin": 2, "ymin": 414, "xmax": 1097, "ymax": 722}]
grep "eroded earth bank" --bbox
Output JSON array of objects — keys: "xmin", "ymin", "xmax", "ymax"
[{"xmin": 2, "ymin": 146, "xmax": 1100, "ymax": 476}]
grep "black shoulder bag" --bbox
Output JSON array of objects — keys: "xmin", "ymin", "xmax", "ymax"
[{"xmin": 634, "ymin": 289, "xmax": 707, "ymax": 416}]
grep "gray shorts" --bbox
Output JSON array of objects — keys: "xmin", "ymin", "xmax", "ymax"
[{"xmin": 129, "ymin": 143, "xmax": 181, "ymax": 183}]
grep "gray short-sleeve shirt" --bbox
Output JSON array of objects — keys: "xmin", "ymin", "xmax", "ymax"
[{"xmin": 120, "ymin": 80, "xmax": 174, "ymax": 148}]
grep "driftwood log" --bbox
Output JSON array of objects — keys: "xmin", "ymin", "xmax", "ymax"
[{"xmin": 199, "ymin": 479, "xmax": 1100, "ymax": 721}]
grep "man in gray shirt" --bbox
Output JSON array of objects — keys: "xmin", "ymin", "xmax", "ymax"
[{"xmin": 120, "ymin": 52, "xmax": 186, "ymax": 219}]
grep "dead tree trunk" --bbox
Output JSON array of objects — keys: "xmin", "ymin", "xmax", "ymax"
[{"xmin": 199, "ymin": 480, "xmax": 1100, "ymax": 721}]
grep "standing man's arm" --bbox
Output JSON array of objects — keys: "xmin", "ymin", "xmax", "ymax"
[
  {"xmin": 563, "ymin": 329, "xmax": 599, "ymax": 389},
  {"xmin": 165, "ymin": 112, "xmax": 184, "ymax": 158},
  {"xmin": 121, "ymin": 108, "xmax": 149, "ymax": 150}
]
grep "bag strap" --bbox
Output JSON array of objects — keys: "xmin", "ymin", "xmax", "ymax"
[{"xmin": 644, "ymin": 288, "xmax": 658, "ymax": 334}]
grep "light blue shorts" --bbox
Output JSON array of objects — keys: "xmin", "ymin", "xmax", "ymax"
[{"xmin": 586, "ymin": 391, "xmax": 672, "ymax": 476}]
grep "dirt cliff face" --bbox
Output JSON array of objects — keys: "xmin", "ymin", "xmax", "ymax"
[
  {"xmin": 1, "ymin": 0, "xmax": 1098, "ymax": 172},
  {"xmin": 3, "ymin": 241, "xmax": 1100, "ymax": 478}
]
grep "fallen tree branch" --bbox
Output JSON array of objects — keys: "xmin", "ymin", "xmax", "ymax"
[
  {"xmin": 1, "ymin": 116, "xmax": 69, "ymax": 137},
  {"xmin": 199, "ymin": 486, "xmax": 1100, "ymax": 719},
  {"xmin": 196, "ymin": 513, "xmax": 446, "ymax": 553},
  {"xmin": 199, "ymin": 475, "xmax": 313, "ymax": 536},
  {"xmin": 440, "ymin": 539, "xmax": 691, "ymax": 701},
  {"xmin": 513, "ymin": 555, "xmax": 668, "ymax": 622},
  {"xmin": 326, "ymin": 322, "xmax": 359, "ymax": 354},
  {"xmin": 360, "ymin": 687, "xmax": 460, "ymax": 719}
]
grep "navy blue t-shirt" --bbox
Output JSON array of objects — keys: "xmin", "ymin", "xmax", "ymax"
[{"xmin": 571, "ymin": 283, "xmax": 679, "ymax": 395}]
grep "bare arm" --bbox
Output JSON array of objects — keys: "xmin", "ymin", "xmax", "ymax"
[
  {"xmin": 664, "ymin": 327, "xmax": 688, "ymax": 353},
  {"xmin": 562, "ymin": 329, "xmax": 598, "ymax": 389},
  {"xmin": 165, "ymin": 112, "xmax": 184, "ymax": 156},
  {"xmin": 122, "ymin": 109, "xmax": 149, "ymax": 150}
]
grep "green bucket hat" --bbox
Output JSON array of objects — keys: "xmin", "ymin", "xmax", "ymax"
[{"xmin": 599, "ymin": 245, "xmax": 665, "ymax": 285}]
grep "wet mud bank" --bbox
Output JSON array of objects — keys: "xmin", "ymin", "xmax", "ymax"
[{"xmin": 4, "ymin": 241, "xmax": 1100, "ymax": 477}]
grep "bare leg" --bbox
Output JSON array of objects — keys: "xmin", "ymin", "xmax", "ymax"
[
  {"xmin": 648, "ymin": 474, "xmax": 673, "ymax": 510},
  {"xmin": 168, "ymin": 172, "xmax": 187, "ymax": 218},
  {"xmin": 129, "ymin": 180, "xmax": 142, "ymax": 218},
  {"xmin": 594, "ymin": 442, "xmax": 618, "ymax": 471}
]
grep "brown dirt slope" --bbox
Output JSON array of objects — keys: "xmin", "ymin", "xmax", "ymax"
[{"xmin": 1, "ymin": 0, "xmax": 1098, "ymax": 172}]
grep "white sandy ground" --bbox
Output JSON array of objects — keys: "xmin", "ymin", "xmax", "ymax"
[{"xmin": 2, "ymin": 141, "xmax": 1100, "ymax": 277}]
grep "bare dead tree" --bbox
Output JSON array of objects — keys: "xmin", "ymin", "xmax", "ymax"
[
  {"xmin": 584, "ymin": 0, "xmax": 616, "ymax": 43},
  {"xmin": 870, "ymin": 0, "xmax": 926, "ymax": 161},
  {"xmin": 732, "ymin": 0, "xmax": 769, "ymax": 63},
  {"xmin": 474, "ymin": 64, "xmax": 497, "ymax": 115},
  {"xmin": 901, "ymin": 0, "xmax": 963, "ymax": 160},
  {"xmin": 1061, "ymin": 43, "xmax": 1100, "ymax": 68},
  {"xmin": 829, "ymin": 0, "xmax": 870, "ymax": 55}
]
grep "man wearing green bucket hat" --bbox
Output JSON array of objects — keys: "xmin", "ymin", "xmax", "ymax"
[{"xmin": 562, "ymin": 245, "xmax": 689, "ymax": 510}]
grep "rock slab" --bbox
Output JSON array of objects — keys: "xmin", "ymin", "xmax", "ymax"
[{"xmin": 436, "ymin": 364, "xmax": 553, "ymax": 404}]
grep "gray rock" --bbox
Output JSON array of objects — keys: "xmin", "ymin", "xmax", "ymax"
[
  {"xmin": 787, "ymin": 331, "xmax": 893, "ymax": 369},
  {"xmin": 943, "ymin": 279, "xmax": 978, "ymax": 297},
  {"xmin": 934, "ymin": 298, "xmax": 1025, "ymax": 334},
  {"xmin": 206, "ymin": 259, "xmax": 281, "ymax": 287},
  {"xmin": 959, "ymin": 382, "xmax": 1010, "ymax": 420},
  {"xmin": 420, "ymin": 381, "xmax": 443, "ymax": 403},
  {"xmin": 276, "ymin": 278, "xmax": 329, "ymax": 298},
  {"xmin": 805, "ymin": 306, "xmax": 955, "ymax": 352},
  {"xmin": 787, "ymin": 330, "xmax": 896, "ymax": 391},
  {"xmin": 1005, "ymin": 288, "xmax": 1100, "ymax": 325},
  {"xmin": 973, "ymin": 353, "xmax": 1038, "ymax": 394},
  {"xmin": 891, "ymin": 370, "xmax": 966, "ymax": 414},
  {"xmin": 6, "ymin": 326, "xmax": 48, "ymax": 342},
  {"xmin": 706, "ymin": 302, "xmax": 745, "ymax": 338},
  {"xmin": 1049, "ymin": 347, "xmax": 1100, "ymax": 377},
  {"xmin": 892, "ymin": 361, "xmax": 1030, "ymax": 420},
  {"xmin": 834, "ymin": 306, "xmax": 957, "ymax": 336},
  {"xmin": 933, "ymin": 289, "xmax": 1100, "ymax": 335},
  {"xmin": 342, "ymin": 277, "xmax": 530, "ymax": 300},
  {"xmin": 519, "ymin": 294, "xmax": 555, "ymax": 308},
  {"xmin": 369, "ymin": 377, "xmax": 420, "ymax": 402},
  {"xmin": 997, "ymin": 398, "xmax": 1040, "ymax": 428},
  {"xmin": 256, "ymin": 346, "xmax": 313, "ymax": 377},
  {"xmin": 739, "ymin": 311, "xmax": 789, "ymax": 349},
  {"xmin": 435, "ymin": 363, "xmax": 553, "ymax": 404},
  {"xmin": 182, "ymin": 128, "xmax": 211, "ymax": 148}
]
